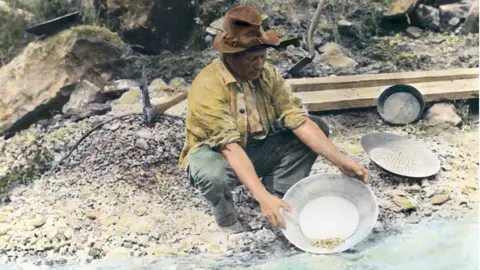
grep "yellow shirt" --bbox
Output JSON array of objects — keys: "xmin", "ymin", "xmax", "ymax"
[{"xmin": 178, "ymin": 57, "xmax": 308, "ymax": 168}]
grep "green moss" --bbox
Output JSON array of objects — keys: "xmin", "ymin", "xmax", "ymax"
[
  {"xmin": 431, "ymin": 192, "xmax": 450, "ymax": 205},
  {"xmin": 46, "ymin": 121, "xmax": 90, "ymax": 150},
  {"xmin": 0, "ymin": 130, "xmax": 41, "ymax": 190},
  {"xmin": 393, "ymin": 196, "xmax": 416, "ymax": 210},
  {"xmin": 116, "ymin": 88, "xmax": 141, "ymax": 105},
  {"xmin": 0, "ymin": 1, "xmax": 29, "ymax": 65},
  {"xmin": 4, "ymin": 25, "xmax": 126, "ymax": 77}
]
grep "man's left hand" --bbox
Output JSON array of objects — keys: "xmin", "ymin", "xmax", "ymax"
[{"xmin": 337, "ymin": 158, "xmax": 369, "ymax": 184}]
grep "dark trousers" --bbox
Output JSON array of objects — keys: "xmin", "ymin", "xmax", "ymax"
[{"xmin": 187, "ymin": 115, "xmax": 330, "ymax": 227}]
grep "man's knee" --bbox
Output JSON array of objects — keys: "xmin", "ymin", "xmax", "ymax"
[
  {"xmin": 309, "ymin": 115, "xmax": 330, "ymax": 137},
  {"xmin": 187, "ymin": 146, "xmax": 232, "ymax": 201}
]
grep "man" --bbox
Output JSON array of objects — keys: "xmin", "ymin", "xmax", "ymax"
[{"xmin": 178, "ymin": 5, "xmax": 368, "ymax": 233}]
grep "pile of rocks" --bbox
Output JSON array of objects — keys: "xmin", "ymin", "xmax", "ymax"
[
  {"xmin": 0, "ymin": 112, "xmax": 296, "ymax": 266},
  {"xmin": 0, "ymin": 100, "xmax": 477, "ymax": 267}
]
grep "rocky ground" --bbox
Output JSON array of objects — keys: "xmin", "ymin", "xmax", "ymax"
[
  {"xmin": 0, "ymin": 99, "xmax": 477, "ymax": 267},
  {"xmin": 0, "ymin": 0, "xmax": 479, "ymax": 268}
]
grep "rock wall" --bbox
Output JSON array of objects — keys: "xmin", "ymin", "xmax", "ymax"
[
  {"xmin": 0, "ymin": 25, "xmax": 127, "ymax": 138},
  {"xmin": 85, "ymin": 0, "xmax": 197, "ymax": 54}
]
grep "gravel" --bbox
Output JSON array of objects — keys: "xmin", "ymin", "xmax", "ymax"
[{"xmin": 0, "ymin": 12, "xmax": 478, "ymax": 267}]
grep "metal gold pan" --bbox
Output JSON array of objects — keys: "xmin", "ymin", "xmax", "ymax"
[
  {"xmin": 280, "ymin": 173, "xmax": 378, "ymax": 254},
  {"xmin": 361, "ymin": 132, "xmax": 441, "ymax": 178}
]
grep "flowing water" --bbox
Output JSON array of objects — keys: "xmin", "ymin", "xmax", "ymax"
[{"xmin": 2, "ymin": 219, "xmax": 478, "ymax": 270}]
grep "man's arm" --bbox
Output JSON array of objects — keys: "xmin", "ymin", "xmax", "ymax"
[
  {"xmin": 292, "ymin": 118, "xmax": 369, "ymax": 183},
  {"xmin": 220, "ymin": 143, "xmax": 291, "ymax": 229},
  {"xmin": 268, "ymin": 64, "xmax": 368, "ymax": 183}
]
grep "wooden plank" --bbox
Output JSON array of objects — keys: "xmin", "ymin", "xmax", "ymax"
[
  {"xmin": 293, "ymin": 78, "xmax": 479, "ymax": 112},
  {"xmin": 286, "ymin": 68, "xmax": 479, "ymax": 92}
]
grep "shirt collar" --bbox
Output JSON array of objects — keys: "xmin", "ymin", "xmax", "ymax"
[{"xmin": 218, "ymin": 54, "xmax": 238, "ymax": 86}]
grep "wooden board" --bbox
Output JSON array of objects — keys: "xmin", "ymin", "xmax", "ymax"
[
  {"xmin": 293, "ymin": 78, "xmax": 479, "ymax": 112},
  {"xmin": 286, "ymin": 68, "xmax": 479, "ymax": 92}
]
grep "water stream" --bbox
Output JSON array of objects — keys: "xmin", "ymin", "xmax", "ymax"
[{"xmin": 2, "ymin": 219, "xmax": 478, "ymax": 270}]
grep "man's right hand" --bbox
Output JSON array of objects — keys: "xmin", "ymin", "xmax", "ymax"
[
  {"xmin": 257, "ymin": 193, "xmax": 292, "ymax": 229},
  {"xmin": 220, "ymin": 143, "xmax": 293, "ymax": 229}
]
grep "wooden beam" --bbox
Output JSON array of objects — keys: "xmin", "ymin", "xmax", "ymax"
[
  {"xmin": 293, "ymin": 78, "xmax": 479, "ymax": 112},
  {"xmin": 286, "ymin": 68, "xmax": 479, "ymax": 92}
]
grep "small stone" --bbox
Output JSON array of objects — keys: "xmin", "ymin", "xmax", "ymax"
[
  {"xmin": 46, "ymin": 228, "xmax": 59, "ymax": 241},
  {"xmin": 248, "ymin": 219, "xmax": 262, "ymax": 230},
  {"xmin": 425, "ymin": 103, "xmax": 462, "ymax": 126},
  {"xmin": 391, "ymin": 189, "xmax": 409, "ymax": 197},
  {"xmin": 204, "ymin": 35, "xmax": 213, "ymax": 45},
  {"xmin": 148, "ymin": 78, "xmax": 169, "ymax": 94},
  {"xmin": 407, "ymin": 184, "xmax": 422, "ymax": 193},
  {"xmin": 338, "ymin": 19, "xmax": 353, "ymax": 35},
  {"xmin": 424, "ymin": 210, "xmax": 432, "ymax": 217},
  {"xmin": 319, "ymin": 43, "xmax": 357, "ymax": 70},
  {"xmin": 135, "ymin": 139, "xmax": 149, "ymax": 150},
  {"xmin": 31, "ymin": 216, "xmax": 46, "ymax": 228},
  {"xmin": 85, "ymin": 210, "xmax": 101, "ymax": 220},
  {"xmin": 228, "ymin": 232, "xmax": 247, "ymax": 242},
  {"xmin": 69, "ymin": 219, "xmax": 82, "ymax": 230},
  {"xmin": 406, "ymin": 213, "xmax": 420, "ymax": 224},
  {"xmin": 421, "ymin": 179, "xmax": 430, "ymax": 188},
  {"xmin": 134, "ymin": 249, "xmax": 147, "ymax": 257},
  {"xmin": 36, "ymin": 238, "xmax": 53, "ymax": 251},
  {"xmin": 136, "ymin": 129, "xmax": 153, "ymax": 140},
  {"xmin": 254, "ymin": 229, "xmax": 276, "ymax": 243},
  {"xmin": 104, "ymin": 79, "xmax": 140, "ymax": 93},
  {"xmin": 406, "ymin": 26, "xmax": 422, "ymax": 38},
  {"xmin": 169, "ymin": 77, "xmax": 186, "ymax": 88},
  {"xmin": 104, "ymin": 122, "xmax": 120, "ymax": 131},
  {"xmin": 431, "ymin": 192, "xmax": 450, "ymax": 205},
  {"xmin": 100, "ymin": 216, "xmax": 117, "ymax": 227},
  {"xmin": 134, "ymin": 206, "xmax": 148, "ymax": 217},
  {"xmin": 393, "ymin": 196, "xmax": 416, "ymax": 211},
  {"xmin": 131, "ymin": 222, "xmax": 150, "ymax": 235},
  {"xmin": 105, "ymin": 247, "xmax": 131, "ymax": 259},
  {"xmin": 447, "ymin": 17, "xmax": 460, "ymax": 26},
  {"xmin": 137, "ymin": 235, "xmax": 149, "ymax": 246},
  {"xmin": 0, "ymin": 224, "xmax": 10, "ymax": 236},
  {"xmin": 373, "ymin": 222, "xmax": 384, "ymax": 233},
  {"xmin": 88, "ymin": 248, "xmax": 102, "ymax": 258},
  {"xmin": 424, "ymin": 187, "xmax": 437, "ymax": 198},
  {"xmin": 226, "ymin": 249, "xmax": 234, "ymax": 257},
  {"xmin": 64, "ymin": 228, "xmax": 74, "ymax": 240}
]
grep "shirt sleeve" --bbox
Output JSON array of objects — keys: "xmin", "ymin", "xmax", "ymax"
[
  {"xmin": 269, "ymin": 65, "xmax": 308, "ymax": 130},
  {"xmin": 186, "ymin": 77, "xmax": 241, "ymax": 150}
]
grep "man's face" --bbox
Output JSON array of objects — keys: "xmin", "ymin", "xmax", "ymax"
[{"xmin": 226, "ymin": 49, "xmax": 268, "ymax": 80}]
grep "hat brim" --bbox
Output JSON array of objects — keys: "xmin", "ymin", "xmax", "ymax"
[{"xmin": 213, "ymin": 30, "xmax": 281, "ymax": 54}]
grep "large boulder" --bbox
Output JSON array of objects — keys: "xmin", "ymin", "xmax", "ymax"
[
  {"xmin": 84, "ymin": 0, "xmax": 196, "ymax": 54},
  {"xmin": 318, "ymin": 43, "xmax": 358, "ymax": 71},
  {"xmin": 415, "ymin": 4, "xmax": 441, "ymax": 31},
  {"xmin": 387, "ymin": 0, "xmax": 419, "ymax": 16},
  {"xmin": 0, "ymin": 25, "xmax": 127, "ymax": 138},
  {"xmin": 461, "ymin": 0, "xmax": 479, "ymax": 33},
  {"xmin": 439, "ymin": 3, "xmax": 470, "ymax": 29}
]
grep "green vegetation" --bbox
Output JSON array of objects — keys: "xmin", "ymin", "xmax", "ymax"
[
  {"xmin": 0, "ymin": 0, "xmax": 105, "ymax": 67},
  {"xmin": 315, "ymin": 0, "xmax": 390, "ymax": 42}
]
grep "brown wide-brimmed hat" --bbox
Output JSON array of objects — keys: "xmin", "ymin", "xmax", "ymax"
[{"xmin": 213, "ymin": 5, "xmax": 281, "ymax": 54}]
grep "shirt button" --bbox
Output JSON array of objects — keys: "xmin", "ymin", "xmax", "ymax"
[{"xmin": 239, "ymin": 108, "xmax": 245, "ymax": 114}]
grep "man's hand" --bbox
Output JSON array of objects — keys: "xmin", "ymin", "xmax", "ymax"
[
  {"xmin": 221, "ymin": 143, "xmax": 294, "ymax": 228},
  {"xmin": 337, "ymin": 157, "xmax": 369, "ymax": 184},
  {"xmin": 257, "ymin": 193, "xmax": 292, "ymax": 229}
]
